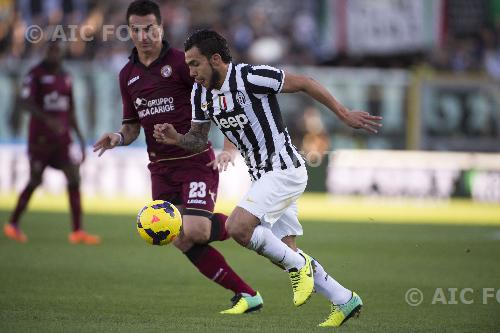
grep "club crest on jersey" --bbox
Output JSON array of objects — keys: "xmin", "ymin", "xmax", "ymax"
[
  {"xmin": 160, "ymin": 65, "xmax": 172, "ymax": 78},
  {"xmin": 236, "ymin": 91, "xmax": 246, "ymax": 107}
]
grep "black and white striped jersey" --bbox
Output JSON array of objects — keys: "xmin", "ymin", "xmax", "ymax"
[{"xmin": 191, "ymin": 62, "xmax": 303, "ymax": 181}]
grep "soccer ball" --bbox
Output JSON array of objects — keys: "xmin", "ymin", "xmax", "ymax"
[{"xmin": 136, "ymin": 200, "xmax": 182, "ymax": 245}]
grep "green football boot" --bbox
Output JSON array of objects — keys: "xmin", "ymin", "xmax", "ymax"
[
  {"xmin": 318, "ymin": 292, "xmax": 363, "ymax": 327},
  {"xmin": 220, "ymin": 292, "xmax": 263, "ymax": 314}
]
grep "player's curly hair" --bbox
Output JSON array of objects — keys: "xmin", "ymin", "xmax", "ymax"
[
  {"xmin": 126, "ymin": 0, "xmax": 161, "ymax": 25},
  {"xmin": 184, "ymin": 29, "xmax": 232, "ymax": 63}
]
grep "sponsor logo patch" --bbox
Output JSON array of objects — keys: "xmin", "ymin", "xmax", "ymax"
[
  {"xmin": 213, "ymin": 112, "xmax": 249, "ymax": 130},
  {"xmin": 133, "ymin": 96, "xmax": 176, "ymax": 118},
  {"xmin": 134, "ymin": 97, "xmax": 148, "ymax": 109},
  {"xmin": 128, "ymin": 75, "xmax": 140, "ymax": 86}
]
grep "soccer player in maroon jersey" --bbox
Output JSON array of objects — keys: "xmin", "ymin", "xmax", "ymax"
[
  {"xmin": 93, "ymin": 0, "xmax": 262, "ymax": 314},
  {"xmin": 3, "ymin": 42, "xmax": 101, "ymax": 245}
]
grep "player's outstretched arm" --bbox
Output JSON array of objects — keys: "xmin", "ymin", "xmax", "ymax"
[
  {"xmin": 207, "ymin": 138, "xmax": 237, "ymax": 172},
  {"xmin": 281, "ymin": 72, "xmax": 383, "ymax": 133},
  {"xmin": 93, "ymin": 123, "xmax": 140, "ymax": 157},
  {"xmin": 153, "ymin": 121, "xmax": 210, "ymax": 153}
]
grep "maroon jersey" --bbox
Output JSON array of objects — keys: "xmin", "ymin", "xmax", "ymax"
[
  {"xmin": 21, "ymin": 62, "xmax": 73, "ymax": 146},
  {"xmin": 119, "ymin": 42, "xmax": 211, "ymax": 162}
]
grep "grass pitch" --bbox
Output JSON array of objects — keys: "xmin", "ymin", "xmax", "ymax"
[{"xmin": 1, "ymin": 210, "xmax": 499, "ymax": 333}]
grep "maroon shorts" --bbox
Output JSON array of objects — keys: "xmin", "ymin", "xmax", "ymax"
[
  {"xmin": 28, "ymin": 143, "xmax": 73, "ymax": 170},
  {"xmin": 148, "ymin": 149, "xmax": 219, "ymax": 218}
]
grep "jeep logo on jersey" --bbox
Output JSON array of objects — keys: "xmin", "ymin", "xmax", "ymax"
[{"xmin": 212, "ymin": 112, "xmax": 249, "ymax": 130}]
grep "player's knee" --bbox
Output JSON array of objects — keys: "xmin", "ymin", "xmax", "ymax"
[
  {"xmin": 28, "ymin": 174, "xmax": 42, "ymax": 188},
  {"xmin": 181, "ymin": 216, "xmax": 211, "ymax": 244},
  {"xmin": 226, "ymin": 218, "xmax": 251, "ymax": 246},
  {"xmin": 226, "ymin": 221, "xmax": 238, "ymax": 239},
  {"xmin": 226, "ymin": 208, "xmax": 257, "ymax": 246},
  {"xmin": 173, "ymin": 233, "xmax": 194, "ymax": 252},
  {"xmin": 281, "ymin": 235, "xmax": 297, "ymax": 251},
  {"xmin": 64, "ymin": 165, "xmax": 80, "ymax": 186},
  {"xmin": 66, "ymin": 173, "xmax": 80, "ymax": 188},
  {"xmin": 183, "ymin": 227, "xmax": 209, "ymax": 244}
]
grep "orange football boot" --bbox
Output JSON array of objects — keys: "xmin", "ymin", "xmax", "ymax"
[
  {"xmin": 3, "ymin": 224, "xmax": 27, "ymax": 243},
  {"xmin": 68, "ymin": 230, "xmax": 101, "ymax": 245}
]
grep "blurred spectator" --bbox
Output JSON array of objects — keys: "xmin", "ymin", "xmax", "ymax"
[
  {"xmin": 481, "ymin": 26, "xmax": 500, "ymax": 79},
  {"xmin": 290, "ymin": 106, "xmax": 330, "ymax": 164},
  {"xmin": 0, "ymin": 0, "xmax": 14, "ymax": 55}
]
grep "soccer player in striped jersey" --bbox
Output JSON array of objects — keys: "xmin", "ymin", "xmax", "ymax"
[
  {"xmin": 93, "ymin": 1, "xmax": 262, "ymax": 314},
  {"xmin": 154, "ymin": 29, "xmax": 382, "ymax": 327}
]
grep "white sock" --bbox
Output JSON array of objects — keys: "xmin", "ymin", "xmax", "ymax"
[
  {"xmin": 298, "ymin": 249, "xmax": 352, "ymax": 305},
  {"xmin": 248, "ymin": 225, "xmax": 305, "ymax": 270}
]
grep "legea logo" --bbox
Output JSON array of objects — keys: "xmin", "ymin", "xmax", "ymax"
[{"xmin": 213, "ymin": 113, "xmax": 249, "ymax": 130}]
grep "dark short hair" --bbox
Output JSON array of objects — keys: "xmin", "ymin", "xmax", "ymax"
[
  {"xmin": 184, "ymin": 29, "xmax": 232, "ymax": 63},
  {"xmin": 126, "ymin": 0, "xmax": 161, "ymax": 25}
]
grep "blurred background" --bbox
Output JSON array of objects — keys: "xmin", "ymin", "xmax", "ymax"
[{"xmin": 0, "ymin": 0, "xmax": 499, "ymax": 221}]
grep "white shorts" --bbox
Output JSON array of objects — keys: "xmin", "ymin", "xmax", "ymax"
[{"xmin": 238, "ymin": 165, "xmax": 308, "ymax": 240}]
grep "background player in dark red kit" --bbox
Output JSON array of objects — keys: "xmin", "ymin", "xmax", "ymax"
[
  {"xmin": 3, "ymin": 42, "xmax": 101, "ymax": 245},
  {"xmin": 93, "ymin": 0, "xmax": 262, "ymax": 314}
]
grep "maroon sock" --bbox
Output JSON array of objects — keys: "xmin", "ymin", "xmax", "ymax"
[
  {"xmin": 185, "ymin": 244, "xmax": 256, "ymax": 296},
  {"xmin": 209, "ymin": 213, "xmax": 229, "ymax": 242},
  {"xmin": 68, "ymin": 186, "xmax": 81, "ymax": 231},
  {"xmin": 10, "ymin": 185, "xmax": 36, "ymax": 226}
]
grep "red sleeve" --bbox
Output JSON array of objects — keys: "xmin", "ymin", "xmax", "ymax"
[{"xmin": 119, "ymin": 67, "xmax": 139, "ymax": 124}]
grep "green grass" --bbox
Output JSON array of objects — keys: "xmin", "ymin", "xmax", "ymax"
[{"xmin": 1, "ymin": 210, "xmax": 499, "ymax": 333}]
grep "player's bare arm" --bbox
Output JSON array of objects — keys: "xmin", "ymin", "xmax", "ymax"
[
  {"xmin": 281, "ymin": 72, "xmax": 383, "ymax": 133},
  {"xmin": 153, "ymin": 121, "xmax": 210, "ymax": 153},
  {"xmin": 93, "ymin": 123, "xmax": 141, "ymax": 157},
  {"xmin": 207, "ymin": 138, "xmax": 237, "ymax": 172}
]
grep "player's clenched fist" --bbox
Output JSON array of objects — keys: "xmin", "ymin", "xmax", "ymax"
[
  {"xmin": 153, "ymin": 123, "xmax": 180, "ymax": 145},
  {"xmin": 93, "ymin": 132, "xmax": 122, "ymax": 157}
]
